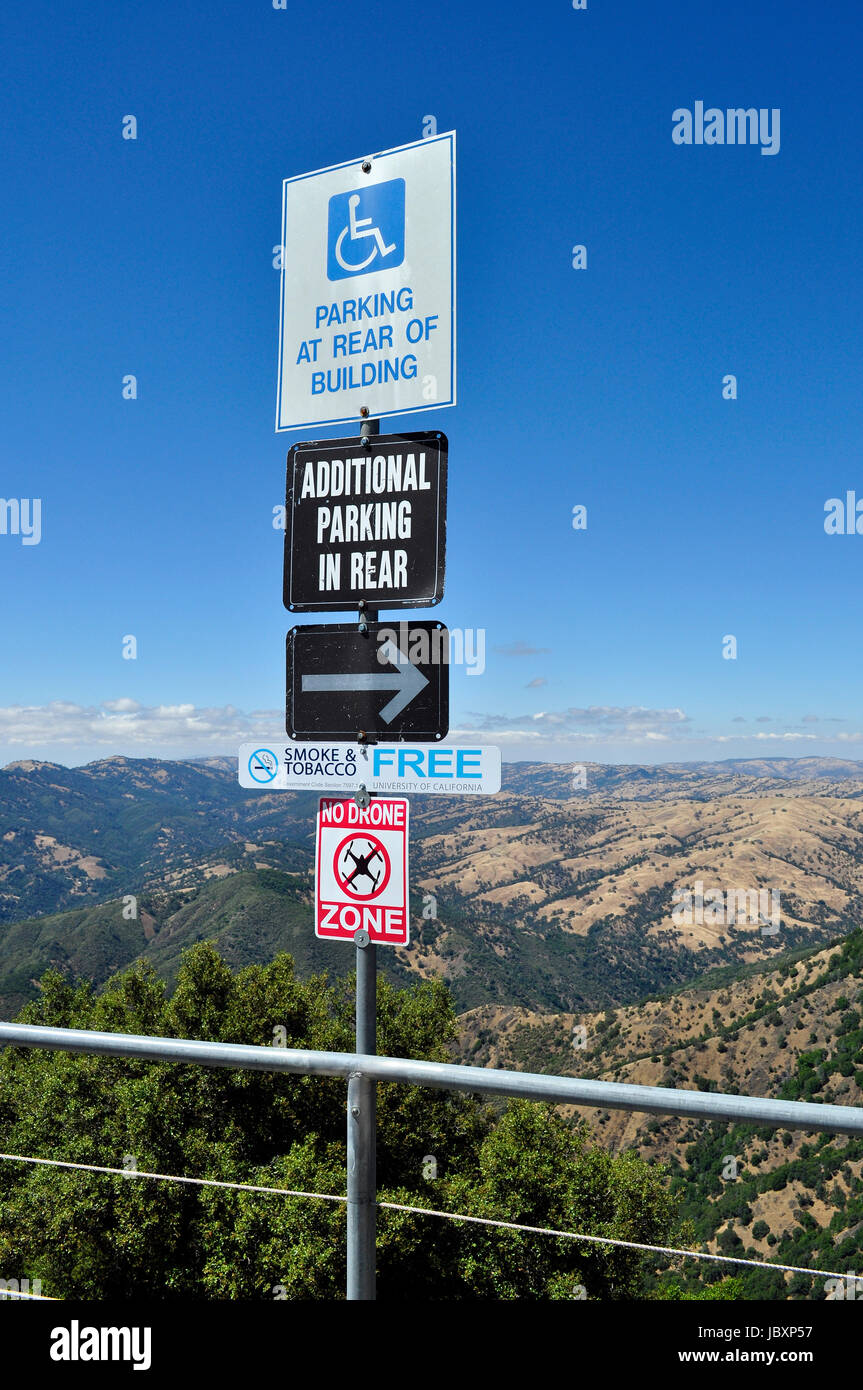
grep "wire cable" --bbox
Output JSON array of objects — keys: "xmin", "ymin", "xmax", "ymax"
[
  {"xmin": 0, "ymin": 1151, "xmax": 346, "ymax": 1205},
  {"xmin": 2, "ymin": 1150, "xmax": 860, "ymax": 1287},
  {"xmin": 377, "ymin": 1198, "xmax": 863, "ymax": 1283}
]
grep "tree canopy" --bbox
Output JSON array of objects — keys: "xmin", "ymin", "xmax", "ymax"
[{"xmin": 0, "ymin": 944, "xmax": 691, "ymax": 1299}]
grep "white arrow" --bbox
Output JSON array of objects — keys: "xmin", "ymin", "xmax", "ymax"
[{"xmin": 301, "ymin": 638, "xmax": 430, "ymax": 724}]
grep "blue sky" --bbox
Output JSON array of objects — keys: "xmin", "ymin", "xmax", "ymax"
[{"xmin": 1, "ymin": 0, "xmax": 861, "ymax": 766}]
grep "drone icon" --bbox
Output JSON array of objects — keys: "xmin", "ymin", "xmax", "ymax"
[
  {"xmin": 333, "ymin": 832, "xmax": 391, "ymax": 900},
  {"xmin": 341, "ymin": 840, "xmax": 385, "ymax": 892}
]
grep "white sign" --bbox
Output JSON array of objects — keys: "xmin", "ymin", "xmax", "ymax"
[
  {"xmin": 239, "ymin": 741, "xmax": 501, "ymax": 795},
  {"xmin": 315, "ymin": 795, "xmax": 409, "ymax": 946},
  {"xmin": 276, "ymin": 132, "xmax": 456, "ymax": 433}
]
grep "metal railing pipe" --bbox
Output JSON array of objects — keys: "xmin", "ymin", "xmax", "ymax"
[{"xmin": 2, "ymin": 1021, "xmax": 862, "ymax": 1136}]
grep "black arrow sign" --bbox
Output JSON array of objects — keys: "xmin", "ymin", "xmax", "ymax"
[{"xmin": 287, "ymin": 622, "xmax": 449, "ymax": 741}]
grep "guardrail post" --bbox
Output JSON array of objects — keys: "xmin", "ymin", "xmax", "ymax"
[{"xmin": 347, "ymin": 931, "xmax": 376, "ymax": 1300}]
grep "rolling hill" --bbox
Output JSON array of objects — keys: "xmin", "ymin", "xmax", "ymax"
[
  {"xmin": 6, "ymin": 754, "xmax": 863, "ymax": 1017},
  {"xmin": 2, "ymin": 753, "xmax": 863, "ymax": 1296},
  {"xmin": 460, "ymin": 927, "xmax": 863, "ymax": 1297}
]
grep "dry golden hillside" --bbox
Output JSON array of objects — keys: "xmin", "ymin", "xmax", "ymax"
[
  {"xmin": 397, "ymin": 773, "xmax": 863, "ymax": 1012},
  {"xmin": 457, "ymin": 930, "xmax": 863, "ymax": 1296}
]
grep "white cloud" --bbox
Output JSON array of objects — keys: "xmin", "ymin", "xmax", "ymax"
[
  {"xmin": 714, "ymin": 731, "xmax": 820, "ymax": 743},
  {"xmin": 463, "ymin": 705, "xmax": 690, "ymax": 738},
  {"xmin": 493, "ymin": 641, "xmax": 551, "ymax": 657},
  {"xmin": 451, "ymin": 704, "xmax": 863, "ymax": 751},
  {"xmin": 0, "ymin": 700, "xmax": 281, "ymax": 754},
  {"xmin": 3, "ymin": 698, "xmax": 863, "ymax": 768}
]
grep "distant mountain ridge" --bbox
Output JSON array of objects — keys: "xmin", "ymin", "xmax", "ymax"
[
  {"xmin": 3, "ymin": 752, "xmax": 862, "ymax": 1300},
  {"xmin": 4, "ymin": 754, "xmax": 863, "ymax": 1021},
  {"xmin": 4, "ymin": 752, "xmax": 863, "ymax": 929}
]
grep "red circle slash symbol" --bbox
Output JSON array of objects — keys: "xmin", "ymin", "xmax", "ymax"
[{"xmin": 333, "ymin": 832, "xmax": 392, "ymax": 901}]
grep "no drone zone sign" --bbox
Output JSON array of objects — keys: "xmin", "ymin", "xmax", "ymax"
[{"xmin": 315, "ymin": 795, "xmax": 409, "ymax": 946}]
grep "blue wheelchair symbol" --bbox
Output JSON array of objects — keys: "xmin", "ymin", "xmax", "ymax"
[
  {"xmin": 327, "ymin": 179, "xmax": 405, "ymax": 281},
  {"xmin": 248, "ymin": 748, "xmax": 279, "ymax": 784}
]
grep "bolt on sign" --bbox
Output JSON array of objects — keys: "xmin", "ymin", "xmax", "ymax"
[
  {"xmin": 276, "ymin": 131, "xmax": 456, "ymax": 432},
  {"xmin": 315, "ymin": 795, "xmax": 409, "ymax": 946},
  {"xmin": 284, "ymin": 431, "xmax": 447, "ymax": 612}
]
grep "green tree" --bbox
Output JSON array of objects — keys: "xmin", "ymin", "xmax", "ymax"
[
  {"xmin": 654, "ymin": 1276, "xmax": 744, "ymax": 1300},
  {"xmin": 0, "ymin": 944, "xmax": 683, "ymax": 1300}
]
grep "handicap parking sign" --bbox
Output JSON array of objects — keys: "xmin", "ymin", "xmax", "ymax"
[
  {"xmin": 327, "ymin": 178, "xmax": 405, "ymax": 281},
  {"xmin": 277, "ymin": 131, "xmax": 455, "ymax": 431}
]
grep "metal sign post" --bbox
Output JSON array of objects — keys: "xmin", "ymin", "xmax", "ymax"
[
  {"xmin": 270, "ymin": 130, "xmax": 457, "ymax": 1299},
  {"xmin": 348, "ymin": 928, "xmax": 377, "ymax": 1301},
  {"xmin": 349, "ymin": 416, "xmax": 380, "ymax": 1300}
]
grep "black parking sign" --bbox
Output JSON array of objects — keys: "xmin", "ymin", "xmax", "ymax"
[{"xmin": 283, "ymin": 432, "xmax": 447, "ymax": 612}]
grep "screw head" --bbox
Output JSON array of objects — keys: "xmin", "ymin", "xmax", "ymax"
[
  {"xmin": 354, "ymin": 929, "xmax": 370, "ymax": 949},
  {"xmin": 361, "ymin": 160, "xmax": 372, "ymax": 174}
]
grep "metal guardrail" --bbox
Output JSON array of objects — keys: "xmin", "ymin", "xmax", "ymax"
[
  {"xmin": 2, "ymin": 1017, "xmax": 862, "ymax": 1300},
  {"xmin": 3, "ymin": 1020, "xmax": 862, "ymax": 1135}
]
